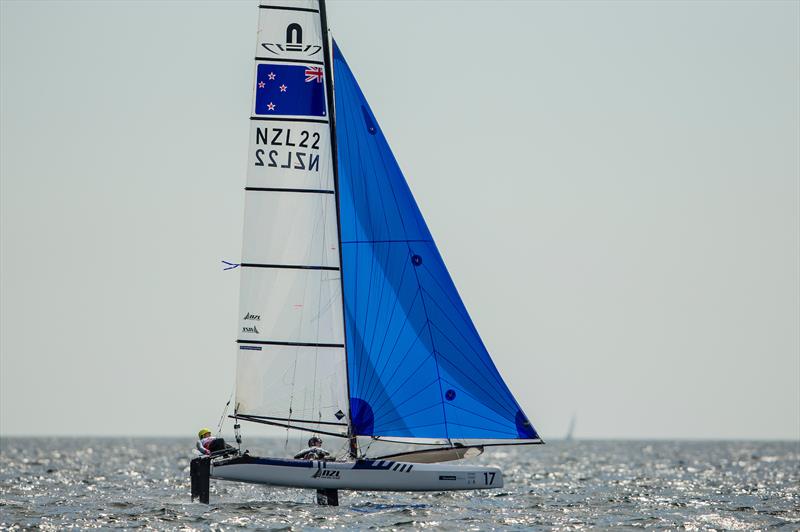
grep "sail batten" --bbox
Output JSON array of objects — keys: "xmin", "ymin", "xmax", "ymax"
[{"xmin": 238, "ymin": 340, "xmax": 345, "ymax": 348}]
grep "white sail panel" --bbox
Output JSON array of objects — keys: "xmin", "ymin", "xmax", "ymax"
[
  {"xmin": 242, "ymin": 192, "xmax": 339, "ymax": 267},
  {"xmin": 255, "ymin": 4, "xmax": 323, "ymax": 62},
  {"xmin": 246, "ymin": 121, "xmax": 334, "ymax": 191},
  {"xmin": 235, "ymin": 0, "xmax": 349, "ymax": 432},
  {"xmin": 238, "ymin": 268, "xmax": 344, "ymax": 344},
  {"xmin": 236, "ymin": 344, "xmax": 348, "ymax": 430}
]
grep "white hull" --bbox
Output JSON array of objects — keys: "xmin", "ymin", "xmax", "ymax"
[{"xmin": 211, "ymin": 455, "xmax": 503, "ymax": 491}]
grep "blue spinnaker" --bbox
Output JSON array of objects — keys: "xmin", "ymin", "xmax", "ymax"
[{"xmin": 333, "ymin": 42, "xmax": 538, "ymax": 441}]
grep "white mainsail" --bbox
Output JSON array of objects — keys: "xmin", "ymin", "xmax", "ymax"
[{"xmin": 234, "ymin": 0, "xmax": 349, "ymax": 434}]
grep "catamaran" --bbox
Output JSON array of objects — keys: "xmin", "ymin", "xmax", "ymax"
[{"xmin": 191, "ymin": 0, "xmax": 543, "ymax": 506}]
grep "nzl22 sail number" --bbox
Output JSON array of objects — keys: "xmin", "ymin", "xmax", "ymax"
[{"xmin": 253, "ymin": 127, "xmax": 320, "ymax": 172}]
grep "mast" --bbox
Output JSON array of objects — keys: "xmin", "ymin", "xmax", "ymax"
[{"xmin": 318, "ymin": 0, "xmax": 358, "ymax": 460}]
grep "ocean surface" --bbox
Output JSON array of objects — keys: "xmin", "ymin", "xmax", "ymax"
[{"xmin": 0, "ymin": 438, "xmax": 797, "ymax": 530}]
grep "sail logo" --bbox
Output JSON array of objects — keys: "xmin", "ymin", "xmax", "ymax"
[
  {"xmin": 242, "ymin": 325, "xmax": 260, "ymax": 334},
  {"xmin": 239, "ymin": 345, "xmax": 262, "ymax": 351},
  {"xmin": 261, "ymin": 23, "xmax": 322, "ymax": 57},
  {"xmin": 243, "ymin": 312, "xmax": 261, "ymax": 321},
  {"xmin": 254, "ymin": 64, "xmax": 326, "ymax": 117},
  {"xmin": 312, "ymin": 468, "xmax": 340, "ymax": 479}
]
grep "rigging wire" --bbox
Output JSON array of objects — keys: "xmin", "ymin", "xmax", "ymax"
[
  {"xmin": 284, "ymin": 200, "xmax": 320, "ymax": 447},
  {"xmin": 307, "ymin": 193, "xmax": 326, "ymax": 451},
  {"xmin": 334, "ymin": 438, "xmax": 351, "ymax": 461},
  {"xmin": 216, "ymin": 389, "xmax": 234, "ymax": 435},
  {"xmin": 283, "ymin": 407, "xmax": 291, "ymax": 453},
  {"xmin": 361, "ymin": 437, "xmax": 375, "ymax": 458}
]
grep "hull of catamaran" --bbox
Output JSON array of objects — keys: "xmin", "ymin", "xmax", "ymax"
[{"xmin": 210, "ymin": 455, "xmax": 503, "ymax": 491}]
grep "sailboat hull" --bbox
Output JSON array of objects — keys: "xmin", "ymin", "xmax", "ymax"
[{"xmin": 211, "ymin": 455, "xmax": 503, "ymax": 491}]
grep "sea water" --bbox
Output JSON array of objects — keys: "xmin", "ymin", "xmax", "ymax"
[{"xmin": 1, "ymin": 438, "xmax": 797, "ymax": 530}]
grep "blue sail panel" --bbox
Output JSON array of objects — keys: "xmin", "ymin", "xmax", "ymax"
[{"xmin": 334, "ymin": 41, "xmax": 538, "ymax": 440}]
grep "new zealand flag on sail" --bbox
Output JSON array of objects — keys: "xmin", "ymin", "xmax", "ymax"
[{"xmin": 254, "ymin": 63, "xmax": 326, "ymax": 117}]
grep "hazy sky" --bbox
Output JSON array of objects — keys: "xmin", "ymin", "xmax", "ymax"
[{"xmin": 1, "ymin": 0, "xmax": 798, "ymax": 440}]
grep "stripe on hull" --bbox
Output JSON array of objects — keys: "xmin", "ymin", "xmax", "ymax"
[{"xmin": 210, "ymin": 455, "xmax": 502, "ymax": 491}]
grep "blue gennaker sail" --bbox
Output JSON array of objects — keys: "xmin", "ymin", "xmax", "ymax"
[{"xmin": 333, "ymin": 42, "xmax": 539, "ymax": 442}]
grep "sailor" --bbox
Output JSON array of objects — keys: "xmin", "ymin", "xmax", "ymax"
[
  {"xmin": 294, "ymin": 436, "xmax": 331, "ymax": 460},
  {"xmin": 196, "ymin": 428, "xmax": 224, "ymax": 455}
]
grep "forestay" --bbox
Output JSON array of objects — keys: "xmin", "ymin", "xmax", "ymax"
[
  {"xmin": 333, "ymin": 43, "xmax": 540, "ymax": 442},
  {"xmin": 234, "ymin": 0, "xmax": 349, "ymax": 435}
]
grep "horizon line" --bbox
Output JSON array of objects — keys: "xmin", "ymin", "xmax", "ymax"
[{"xmin": 0, "ymin": 434, "xmax": 798, "ymax": 443}]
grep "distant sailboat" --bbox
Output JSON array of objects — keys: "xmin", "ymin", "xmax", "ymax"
[
  {"xmin": 565, "ymin": 414, "xmax": 576, "ymax": 442},
  {"xmin": 192, "ymin": 0, "xmax": 543, "ymax": 505}
]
